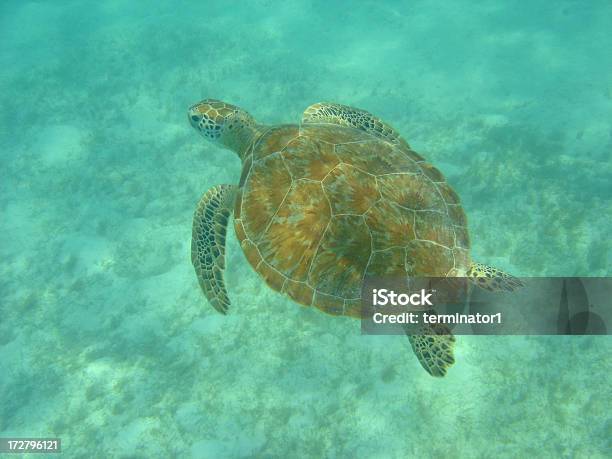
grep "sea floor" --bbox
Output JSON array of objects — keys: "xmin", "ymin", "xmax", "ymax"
[{"xmin": 0, "ymin": 1, "xmax": 610, "ymax": 457}]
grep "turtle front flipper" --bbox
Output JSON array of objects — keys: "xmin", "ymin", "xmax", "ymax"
[
  {"xmin": 406, "ymin": 323, "xmax": 455, "ymax": 377},
  {"xmin": 191, "ymin": 184, "xmax": 237, "ymax": 314},
  {"xmin": 302, "ymin": 102, "xmax": 409, "ymax": 148},
  {"xmin": 467, "ymin": 262, "xmax": 524, "ymax": 292}
]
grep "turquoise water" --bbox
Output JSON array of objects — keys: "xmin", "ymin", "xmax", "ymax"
[{"xmin": 1, "ymin": 1, "xmax": 611, "ymax": 457}]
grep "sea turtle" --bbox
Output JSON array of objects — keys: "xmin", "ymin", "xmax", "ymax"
[{"xmin": 188, "ymin": 99, "xmax": 522, "ymax": 377}]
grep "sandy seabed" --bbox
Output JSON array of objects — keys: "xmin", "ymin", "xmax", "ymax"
[{"xmin": 0, "ymin": 1, "xmax": 610, "ymax": 457}]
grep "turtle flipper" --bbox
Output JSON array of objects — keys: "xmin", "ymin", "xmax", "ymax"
[
  {"xmin": 302, "ymin": 102, "xmax": 409, "ymax": 147},
  {"xmin": 191, "ymin": 184, "xmax": 237, "ymax": 314},
  {"xmin": 406, "ymin": 322, "xmax": 455, "ymax": 377},
  {"xmin": 467, "ymin": 262, "xmax": 524, "ymax": 292}
]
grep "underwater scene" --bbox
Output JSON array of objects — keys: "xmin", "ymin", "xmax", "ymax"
[{"xmin": 1, "ymin": 0, "xmax": 610, "ymax": 457}]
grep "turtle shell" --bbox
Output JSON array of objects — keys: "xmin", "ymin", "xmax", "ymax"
[{"xmin": 233, "ymin": 123, "xmax": 471, "ymax": 317}]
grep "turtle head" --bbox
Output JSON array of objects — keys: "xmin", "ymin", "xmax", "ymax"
[{"xmin": 188, "ymin": 99, "xmax": 261, "ymax": 159}]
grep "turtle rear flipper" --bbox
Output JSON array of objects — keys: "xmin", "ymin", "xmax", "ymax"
[
  {"xmin": 467, "ymin": 262, "xmax": 524, "ymax": 292},
  {"xmin": 191, "ymin": 184, "xmax": 237, "ymax": 314},
  {"xmin": 406, "ymin": 323, "xmax": 455, "ymax": 377}
]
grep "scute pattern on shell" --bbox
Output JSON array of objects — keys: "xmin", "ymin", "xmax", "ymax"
[{"xmin": 233, "ymin": 124, "xmax": 471, "ymax": 317}]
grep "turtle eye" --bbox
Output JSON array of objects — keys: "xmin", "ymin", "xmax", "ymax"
[{"xmin": 191, "ymin": 115, "xmax": 200, "ymax": 122}]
